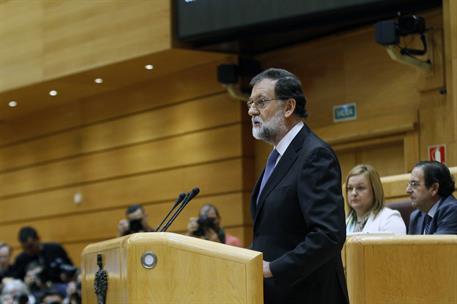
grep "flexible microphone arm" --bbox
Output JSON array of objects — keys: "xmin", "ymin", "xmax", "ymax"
[
  {"xmin": 155, "ymin": 192, "xmax": 186, "ymax": 232},
  {"xmin": 161, "ymin": 187, "xmax": 200, "ymax": 232}
]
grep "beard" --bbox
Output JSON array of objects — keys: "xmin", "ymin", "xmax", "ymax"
[{"xmin": 252, "ymin": 109, "xmax": 287, "ymax": 144}]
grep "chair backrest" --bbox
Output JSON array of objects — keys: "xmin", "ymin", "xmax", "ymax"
[{"xmin": 386, "ymin": 200, "xmax": 414, "ymax": 230}]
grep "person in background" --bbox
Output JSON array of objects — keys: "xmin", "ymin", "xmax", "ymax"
[
  {"xmin": 117, "ymin": 204, "xmax": 154, "ymax": 236},
  {"xmin": 0, "ymin": 243, "xmax": 14, "ymax": 282},
  {"xmin": 345, "ymin": 164, "xmax": 406, "ymax": 235},
  {"xmin": 1, "ymin": 278, "xmax": 34, "ymax": 304},
  {"xmin": 407, "ymin": 161, "xmax": 457, "ymax": 234},
  {"xmin": 12, "ymin": 226, "xmax": 74, "ymax": 287},
  {"xmin": 186, "ymin": 204, "xmax": 242, "ymax": 247}
]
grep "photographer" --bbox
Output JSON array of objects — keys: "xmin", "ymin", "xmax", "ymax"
[
  {"xmin": 186, "ymin": 204, "xmax": 241, "ymax": 246},
  {"xmin": 12, "ymin": 227, "xmax": 74, "ymax": 286},
  {"xmin": 117, "ymin": 204, "xmax": 154, "ymax": 237}
]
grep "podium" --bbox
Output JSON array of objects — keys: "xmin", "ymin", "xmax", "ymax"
[{"xmin": 81, "ymin": 232, "xmax": 263, "ymax": 303}]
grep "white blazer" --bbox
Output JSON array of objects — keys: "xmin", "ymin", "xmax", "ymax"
[{"xmin": 346, "ymin": 207, "xmax": 406, "ymax": 235}]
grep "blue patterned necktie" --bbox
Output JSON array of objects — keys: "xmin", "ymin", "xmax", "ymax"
[
  {"xmin": 423, "ymin": 215, "xmax": 432, "ymax": 234},
  {"xmin": 257, "ymin": 149, "xmax": 280, "ymax": 203}
]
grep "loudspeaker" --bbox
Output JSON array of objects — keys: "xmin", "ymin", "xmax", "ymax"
[
  {"xmin": 217, "ymin": 64, "xmax": 239, "ymax": 84},
  {"xmin": 374, "ymin": 20, "xmax": 399, "ymax": 46}
]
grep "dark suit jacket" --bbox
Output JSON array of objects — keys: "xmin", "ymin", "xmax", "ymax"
[
  {"xmin": 251, "ymin": 124, "xmax": 349, "ymax": 304},
  {"xmin": 408, "ymin": 195, "xmax": 457, "ymax": 234}
]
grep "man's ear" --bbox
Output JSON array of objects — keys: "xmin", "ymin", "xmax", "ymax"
[
  {"xmin": 430, "ymin": 182, "xmax": 440, "ymax": 196},
  {"xmin": 284, "ymin": 98, "xmax": 296, "ymax": 118}
]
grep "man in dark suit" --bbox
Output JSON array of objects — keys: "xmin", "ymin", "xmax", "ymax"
[
  {"xmin": 407, "ymin": 161, "xmax": 457, "ymax": 234},
  {"xmin": 248, "ymin": 68, "xmax": 348, "ymax": 304}
]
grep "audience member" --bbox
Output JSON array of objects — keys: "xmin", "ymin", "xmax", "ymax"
[
  {"xmin": 345, "ymin": 164, "xmax": 406, "ymax": 234},
  {"xmin": 0, "ymin": 242, "xmax": 14, "ymax": 282},
  {"xmin": 117, "ymin": 204, "xmax": 154, "ymax": 236},
  {"xmin": 39, "ymin": 287, "xmax": 64, "ymax": 304},
  {"xmin": 1, "ymin": 278, "xmax": 33, "ymax": 304},
  {"xmin": 12, "ymin": 226, "xmax": 74, "ymax": 286},
  {"xmin": 186, "ymin": 204, "xmax": 242, "ymax": 247},
  {"xmin": 407, "ymin": 161, "xmax": 457, "ymax": 234}
]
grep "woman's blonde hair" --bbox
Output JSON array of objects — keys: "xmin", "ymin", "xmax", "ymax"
[{"xmin": 345, "ymin": 164, "xmax": 384, "ymax": 220}]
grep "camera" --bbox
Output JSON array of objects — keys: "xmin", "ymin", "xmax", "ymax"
[
  {"xmin": 128, "ymin": 219, "xmax": 145, "ymax": 233},
  {"xmin": 48, "ymin": 258, "xmax": 78, "ymax": 282},
  {"xmin": 193, "ymin": 215, "xmax": 217, "ymax": 237},
  {"xmin": 375, "ymin": 15, "xmax": 426, "ymax": 46}
]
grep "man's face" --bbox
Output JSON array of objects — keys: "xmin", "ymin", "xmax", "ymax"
[
  {"xmin": 127, "ymin": 208, "xmax": 145, "ymax": 222},
  {"xmin": 406, "ymin": 167, "xmax": 437, "ymax": 211},
  {"xmin": 21, "ymin": 237, "xmax": 41, "ymax": 256},
  {"xmin": 248, "ymin": 79, "xmax": 286, "ymax": 144},
  {"xmin": 0, "ymin": 246, "xmax": 11, "ymax": 268}
]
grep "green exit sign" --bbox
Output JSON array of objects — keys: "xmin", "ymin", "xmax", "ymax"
[{"xmin": 333, "ymin": 103, "xmax": 357, "ymax": 122}]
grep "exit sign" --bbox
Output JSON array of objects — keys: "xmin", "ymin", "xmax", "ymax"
[{"xmin": 333, "ymin": 103, "xmax": 357, "ymax": 122}]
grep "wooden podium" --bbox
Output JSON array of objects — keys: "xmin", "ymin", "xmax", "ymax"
[{"xmin": 81, "ymin": 232, "xmax": 263, "ymax": 303}]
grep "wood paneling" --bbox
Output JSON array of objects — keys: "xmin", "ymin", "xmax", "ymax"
[
  {"xmin": 0, "ymin": 159, "xmax": 246, "ymax": 224},
  {"xmin": 0, "ymin": 95, "xmax": 239, "ymax": 168},
  {"xmin": 1, "ymin": 192, "xmax": 246, "ymax": 246},
  {"xmin": 443, "ymin": 0, "xmax": 457, "ymax": 161},
  {"xmin": 0, "ymin": 56, "xmax": 255, "ymax": 259},
  {"xmin": 0, "ymin": 0, "xmax": 170, "ymax": 91},
  {"xmin": 346, "ymin": 235, "xmax": 457, "ymax": 304},
  {"xmin": 0, "ymin": 56, "xmax": 234, "ymax": 145}
]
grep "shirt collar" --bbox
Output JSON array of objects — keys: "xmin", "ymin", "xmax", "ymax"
[
  {"xmin": 275, "ymin": 121, "xmax": 304, "ymax": 157},
  {"xmin": 428, "ymin": 198, "xmax": 441, "ymax": 218}
]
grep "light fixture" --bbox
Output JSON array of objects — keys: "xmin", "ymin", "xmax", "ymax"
[
  {"xmin": 145, "ymin": 64, "xmax": 154, "ymax": 70},
  {"xmin": 49, "ymin": 90, "xmax": 58, "ymax": 96},
  {"xmin": 94, "ymin": 78, "xmax": 103, "ymax": 84},
  {"xmin": 8, "ymin": 101, "xmax": 17, "ymax": 108}
]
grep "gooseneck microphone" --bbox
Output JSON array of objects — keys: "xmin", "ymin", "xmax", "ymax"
[
  {"xmin": 155, "ymin": 192, "xmax": 186, "ymax": 232},
  {"xmin": 161, "ymin": 187, "xmax": 200, "ymax": 232}
]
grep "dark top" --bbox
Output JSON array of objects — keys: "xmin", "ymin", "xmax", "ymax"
[
  {"xmin": 409, "ymin": 195, "xmax": 457, "ymax": 234},
  {"xmin": 0, "ymin": 265, "xmax": 15, "ymax": 282},
  {"xmin": 12, "ymin": 242, "xmax": 73, "ymax": 283},
  {"xmin": 251, "ymin": 124, "xmax": 348, "ymax": 304}
]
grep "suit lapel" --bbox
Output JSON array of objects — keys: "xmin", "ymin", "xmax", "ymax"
[{"xmin": 253, "ymin": 125, "xmax": 310, "ymax": 225}]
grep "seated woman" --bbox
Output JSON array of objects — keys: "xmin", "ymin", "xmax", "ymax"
[{"xmin": 345, "ymin": 164, "xmax": 406, "ymax": 235}]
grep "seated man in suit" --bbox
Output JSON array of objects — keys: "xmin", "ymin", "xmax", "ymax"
[{"xmin": 407, "ymin": 161, "xmax": 457, "ymax": 234}]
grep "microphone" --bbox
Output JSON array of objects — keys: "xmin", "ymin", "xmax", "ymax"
[
  {"xmin": 155, "ymin": 192, "xmax": 186, "ymax": 232},
  {"xmin": 161, "ymin": 187, "xmax": 200, "ymax": 232}
]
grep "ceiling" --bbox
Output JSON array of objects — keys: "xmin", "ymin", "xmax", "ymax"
[{"xmin": 0, "ymin": 49, "xmax": 230, "ymax": 123}]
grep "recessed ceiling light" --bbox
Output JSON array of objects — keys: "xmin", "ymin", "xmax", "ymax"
[
  {"xmin": 8, "ymin": 101, "xmax": 17, "ymax": 108},
  {"xmin": 145, "ymin": 64, "xmax": 154, "ymax": 70},
  {"xmin": 49, "ymin": 90, "xmax": 58, "ymax": 96},
  {"xmin": 94, "ymin": 78, "xmax": 103, "ymax": 84}
]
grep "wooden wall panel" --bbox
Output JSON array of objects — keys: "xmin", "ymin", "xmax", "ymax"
[
  {"xmin": 0, "ymin": 159, "xmax": 246, "ymax": 224},
  {"xmin": 253, "ymin": 9, "xmax": 443, "ymax": 178},
  {"xmin": 0, "ymin": 125, "xmax": 242, "ymax": 197},
  {"xmin": 0, "ymin": 59, "xmax": 231, "ymax": 147},
  {"xmin": 0, "ymin": 192, "xmax": 246, "ymax": 246},
  {"xmin": 0, "ymin": 0, "xmax": 170, "ymax": 91},
  {"xmin": 0, "ymin": 56, "xmax": 255, "ymax": 259}
]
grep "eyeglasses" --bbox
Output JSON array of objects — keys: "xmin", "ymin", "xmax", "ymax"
[
  {"xmin": 246, "ymin": 98, "xmax": 279, "ymax": 110},
  {"xmin": 407, "ymin": 181, "xmax": 422, "ymax": 189}
]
